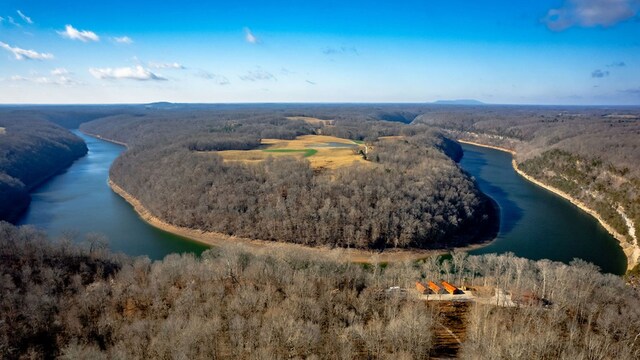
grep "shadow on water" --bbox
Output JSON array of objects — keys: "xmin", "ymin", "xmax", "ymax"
[
  {"xmin": 461, "ymin": 148, "xmax": 523, "ymax": 234},
  {"xmin": 18, "ymin": 130, "xmax": 209, "ymax": 260},
  {"xmin": 459, "ymin": 143, "xmax": 626, "ymax": 275}
]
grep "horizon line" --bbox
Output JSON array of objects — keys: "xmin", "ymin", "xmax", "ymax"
[{"xmin": 0, "ymin": 101, "xmax": 639, "ymax": 108}]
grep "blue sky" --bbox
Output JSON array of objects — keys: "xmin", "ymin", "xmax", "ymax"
[{"xmin": 0, "ymin": 0, "xmax": 639, "ymax": 104}]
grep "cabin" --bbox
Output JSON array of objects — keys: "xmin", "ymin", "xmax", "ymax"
[
  {"xmin": 428, "ymin": 281, "xmax": 442, "ymax": 294},
  {"xmin": 415, "ymin": 281, "xmax": 428, "ymax": 294},
  {"xmin": 441, "ymin": 281, "xmax": 462, "ymax": 295}
]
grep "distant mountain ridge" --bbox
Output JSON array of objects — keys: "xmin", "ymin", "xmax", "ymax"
[
  {"xmin": 433, "ymin": 99, "xmax": 486, "ymax": 105},
  {"xmin": 145, "ymin": 102, "xmax": 177, "ymax": 109}
]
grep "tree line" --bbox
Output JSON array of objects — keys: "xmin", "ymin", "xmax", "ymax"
[
  {"xmin": 0, "ymin": 115, "xmax": 88, "ymax": 221},
  {"xmin": 415, "ymin": 105, "xmax": 640, "ymax": 267},
  {"xmin": 81, "ymin": 109, "xmax": 495, "ymax": 249},
  {"xmin": 2, "ymin": 222, "xmax": 639, "ymax": 359}
]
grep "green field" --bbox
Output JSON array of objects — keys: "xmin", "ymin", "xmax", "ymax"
[{"xmin": 263, "ymin": 148, "xmax": 318, "ymax": 157}]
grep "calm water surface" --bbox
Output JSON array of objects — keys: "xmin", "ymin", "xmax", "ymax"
[
  {"xmin": 17, "ymin": 133, "xmax": 627, "ymax": 273},
  {"xmin": 460, "ymin": 143, "xmax": 626, "ymax": 274},
  {"xmin": 18, "ymin": 130, "xmax": 208, "ymax": 260}
]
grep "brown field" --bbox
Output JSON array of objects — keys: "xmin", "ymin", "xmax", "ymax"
[
  {"xmin": 216, "ymin": 135, "xmax": 370, "ymax": 171},
  {"xmin": 286, "ymin": 116, "xmax": 335, "ymax": 126},
  {"xmin": 0, "ymin": 127, "xmax": 5, "ymax": 135}
]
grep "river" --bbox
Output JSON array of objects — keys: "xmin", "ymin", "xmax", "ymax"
[
  {"xmin": 17, "ymin": 130, "xmax": 208, "ymax": 260},
  {"xmin": 17, "ymin": 131, "xmax": 627, "ymax": 273},
  {"xmin": 461, "ymin": 143, "xmax": 626, "ymax": 274}
]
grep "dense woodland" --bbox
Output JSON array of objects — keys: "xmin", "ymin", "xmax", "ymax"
[
  {"xmin": 0, "ymin": 114, "xmax": 88, "ymax": 221},
  {"xmin": 416, "ymin": 106, "xmax": 640, "ymax": 253},
  {"xmin": 80, "ymin": 108, "xmax": 494, "ymax": 249},
  {"xmin": 2, "ymin": 222, "xmax": 640, "ymax": 359},
  {"xmin": 3, "ymin": 105, "xmax": 640, "ymax": 358},
  {"xmin": 3, "ymin": 104, "xmax": 638, "ymax": 251}
]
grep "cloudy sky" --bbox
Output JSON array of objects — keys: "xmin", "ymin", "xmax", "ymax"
[{"xmin": 0, "ymin": 0, "xmax": 639, "ymax": 104}]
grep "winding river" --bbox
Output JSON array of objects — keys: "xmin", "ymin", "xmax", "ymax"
[
  {"xmin": 17, "ymin": 130, "xmax": 208, "ymax": 259},
  {"xmin": 17, "ymin": 131, "xmax": 627, "ymax": 273},
  {"xmin": 461, "ymin": 143, "xmax": 626, "ymax": 274}
]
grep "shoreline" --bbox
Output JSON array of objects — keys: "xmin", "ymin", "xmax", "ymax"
[
  {"xmin": 11, "ymin": 144, "xmax": 88, "ymax": 224},
  {"xmin": 108, "ymin": 178, "xmax": 494, "ymax": 263},
  {"xmin": 88, "ymin": 131, "xmax": 497, "ymax": 263},
  {"xmin": 79, "ymin": 129, "xmax": 129, "ymax": 148},
  {"xmin": 458, "ymin": 139, "xmax": 639, "ymax": 271},
  {"xmin": 457, "ymin": 140, "xmax": 516, "ymax": 155}
]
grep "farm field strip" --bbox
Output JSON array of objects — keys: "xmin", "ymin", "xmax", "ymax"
[{"xmin": 216, "ymin": 135, "xmax": 369, "ymax": 170}]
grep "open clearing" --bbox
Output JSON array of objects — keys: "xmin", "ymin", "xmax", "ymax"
[
  {"xmin": 217, "ymin": 135, "xmax": 369, "ymax": 170},
  {"xmin": 429, "ymin": 301, "xmax": 470, "ymax": 358},
  {"xmin": 0, "ymin": 127, "xmax": 5, "ymax": 135},
  {"xmin": 286, "ymin": 116, "xmax": 334, "ymax": 126}
]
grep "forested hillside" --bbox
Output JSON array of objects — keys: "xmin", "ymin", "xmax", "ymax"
[
  {"xmin": 0, "ymin": 115, "xmax": 88, "ymax": 221},
  {"xmin": 0, "ymin": 106, "xmax": 136, "ymax": 129},
  {"xmin": 415, "ymin": 106, "xmax": 640, "ymax": 268},
  {"xmin": 2, "ymin": 222, "xmax": 639, "ymax": 359},
  {"xmin": 81, "ymin": 108, "xmax": 495, "ymax": 250}
]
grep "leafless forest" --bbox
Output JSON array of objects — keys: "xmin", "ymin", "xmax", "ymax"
[
  {"xmin": 2, "ymin": 222, "xmax": 640, "ymax": 359},
  {"xmin": 0, "ymin": 115, "xmax": 87, "ymax": 221},
  {"xmin": 416, "ymin": 106, "xmax": 640, "ymax": 258},
  {"xmin": 2, "ymin": 105, "xmax": 640, "ymax": 358},
  {"xmin": 2, "ymin": 104, "xmax": 638, "ymax": 253},
  {"xmin": 80, "ymin": 106, "xmax": 495, "ymax": 249}
]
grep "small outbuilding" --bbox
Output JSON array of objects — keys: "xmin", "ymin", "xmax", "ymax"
[
  {"xmin": 416, "ymin": 281, "xmax": 428, "ymax": 294},
  {"xmin": 441, "ymin": 281, "xmax": 462, "ymax": 295},
  {"xmin": 428, "ymin": 281, "xmax": 443, "ymax": 294}
]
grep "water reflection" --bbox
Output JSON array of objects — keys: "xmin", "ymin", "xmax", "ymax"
[
  {"xmin": 460, "ymin": 143, "xmax": 626, "ymax": 274},
  {"xmin": 462, "ymin": 148, "xmax": 523, "ymax": 234},
  {"xmin": 18, "ymin": 130, "xmax": 209, "ymax": 260}
]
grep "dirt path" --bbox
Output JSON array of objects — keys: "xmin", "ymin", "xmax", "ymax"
[{"xmin": 429, "ymin": 302, "xmax": 470, "ymax": 358}]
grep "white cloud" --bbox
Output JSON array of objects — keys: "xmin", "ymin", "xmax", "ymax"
[
  {"xmin": 280, "ymin": 68, "xmax": 295, "ymax": 75},
  {"xmin": 543, "ymin": 0, "xmax": 640, "ymax": 31},
  {"xmin": 7, "ymin": 73, "xmax": 78, "ymax": 86},
  {"xmin": 7, "ymin": 16, "xmax": 21, "ymax": 27},
  {"xmin": 244, "ymin": 27, "xmax": 258, "ymax": 44},
  {"xmin": 0, "ymin": 17, "xmax": 5, "ymax": 24},
  {"xmin": 322, "ymin": 46, "xmax": 359, "ymax": 55},
  {"xmin": 239, "ymin": 68, "xmax": 276, "ymax": 81},
  {"xmin": 89, "ymin": 65, "xmax": 167, "ymax": 81},
  {"xmin": 113, "ymin": 36, "xmax": 133, "ymax": 44},
  {"xmin": 591, "ymin": 69, "xmax": 610, "ymax": 77},
  {"xmin": 622, "ymin": 87, "xmax": 640, "ymax": 95},
  {"xmin": 196, "ymin": 70, "xmax": 230, "ymax": 85},
  {"xmin": 51, "ymin": 68, "xmax": 70, "ymax": 76},
  {"xmin": 17, "ymin": 10, "xmax": 33, "ymax": 24},
  {"xmin": 148, "ymin": 62, "xmax": 185, "ymax": 69},
  {"xmin": 58, "ymin": 24, "xmax": 100, "ymax": 42},
  {"xmin": 0, "ymin": 42, "xmax": 53, "ymax": 60},
  {"xmin": 8, "ymin": 75, "xmax": 27, "ymax": 82}
]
